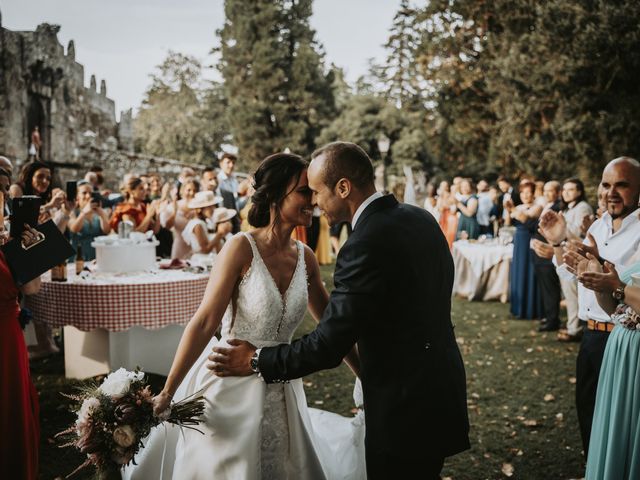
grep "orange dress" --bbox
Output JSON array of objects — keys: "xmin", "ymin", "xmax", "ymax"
[
  {"xmin": 439, "ymin": 207, "xmax": 458, "ymax": 249},
  {"xmin": 109, "ymin": 202, "xmax": 147, "ymax": 231}
]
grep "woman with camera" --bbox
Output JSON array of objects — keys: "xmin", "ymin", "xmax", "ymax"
[{"xmin": 68, "ymin": 181, "xmax": 110, "ymax": 261}]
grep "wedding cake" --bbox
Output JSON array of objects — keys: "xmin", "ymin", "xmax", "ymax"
[{"xmin": 91, "ymin": 234, "xmax": 159, "ymax": 273}]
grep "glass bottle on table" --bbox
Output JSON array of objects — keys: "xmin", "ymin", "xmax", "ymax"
[{"xmin": 75, "ymin": 245, "xmax": 84, "ymax": 275}]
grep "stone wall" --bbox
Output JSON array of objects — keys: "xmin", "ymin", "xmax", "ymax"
[{"xmin": 0, "ymin": 12, "xmax": 128, "ymax": 166}]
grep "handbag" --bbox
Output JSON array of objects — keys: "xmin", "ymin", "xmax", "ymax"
[{"xmin": 1, "ymin": 220, "xmax": 75, "ymax": 286}]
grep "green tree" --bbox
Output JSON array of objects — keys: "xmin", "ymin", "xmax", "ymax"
[
  {"xmin": 134, "ymin": 52, "xmax": 228, "ymax": 165},
  {"xmin": 413, "ymin": 0, "xmax": 496, "ymax": 178},
  {"xmin": 486, "ymin": 0, "xmax": 640, "ymax": 181},
  {"xmin": 217, "ymin": 0, "xmax": 335, "ymax": 167}
]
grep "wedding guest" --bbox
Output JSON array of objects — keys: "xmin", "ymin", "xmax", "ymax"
[
  {"xmin": 579, "ymin": 249, "xmax": 640, "ymax": 479},
  {"xmin": 0, "ymin": 156, "xmax": 13, "ymax": 178},
  {"xmin": 201, "ymin": 167, "xmax": 219, "ymax": 194},
  {"xmin": 148, "ymin": 173, "xmax": 163, "ymax": 201},
  {"xmin": 159, "ymin": 179, "xmax": 199, "ymax": 259},
  {"xmin": 497, "ymin": 175, "xmax": 521, "ymax": 222},
  {"xmin": 0, "ymin": 169, "xmax": 10, "ymax": 219},
  {"xmin": 539, "ymin": 157, "xmax": 640, "ymax": 456},
  {"xmin": 475, "ymin": 180, "xmax": 493, "ymax": 236},
  {"xmin": 534, "ymin": 180, "xmax": 547, "ymax": 208},
  {"xmin": 437, "ymin": 181, "xmax": 457, "ymax": 249},
  {"xmin": 10, "ymin": 161, "xmax": 60, "ymax": 222},
  {"xmin": 532, "ymin": 181, "xmax": 563, "ymax": 332},
  {"xmin": 423, "ymin": 182, "xmax": 439, "ymax": 222},
  {"xmin": 182, "ymin": 192, "xmax": 232, "ymax": 256},
  {"xmin": 68, "ymin": 181, "xmax": 110, "ymax": 261},
  {"xmin": 155, "ymin": 182, "xmax": 175, "ymax": 258},
  {"xmin": 0, "ymin": 225, "xmax": 43, "ymax": 480},
  {"xmin": 315, "ymin": 212, "xmax": 332, "ymax": 265},
  {"xmin": 456, "ymin": 179, "xmax": 480, "ymax": 240},
  {"xmin": 217, "ymin": 153, "xmax": 248, "ymax": 233},
  {"xmin": 505, "ymin": 179, "xmax": 543, "ymax": 319},
  {"xmin": 557, "ymin": 178, "xmax": 593, "ymax": 342},
  {"xmin": 109, "ymin": 177, "xmax": 160, "ymax": 233},
  {"xmin": 10, "ymin": 162, "xmax": 62, "ymax": 358}
]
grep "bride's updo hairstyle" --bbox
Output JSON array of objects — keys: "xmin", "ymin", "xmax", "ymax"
[{"xmin": 248, "ymin": 152, "xmax": 309, "ymax": 228}]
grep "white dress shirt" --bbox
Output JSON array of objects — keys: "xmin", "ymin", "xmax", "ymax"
[
  {"xmin": 557, "ymin": 208, "xmax": 640, "ymax": 322},
  {"xmin": 564, "ymin": 200, "xmax": 593, "ymax": 240},
  {"xmin": 351, "ymin": 192, "xmax": 383, "ymax": 230}
]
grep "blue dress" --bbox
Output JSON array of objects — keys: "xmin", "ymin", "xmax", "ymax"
[
  {"xmin": 70, "ymin": 212, "xmax": 104, "ymax": 261},
  {"xmin": 509, "ymin": 218, "xmax": 541, "ymax": 319}
]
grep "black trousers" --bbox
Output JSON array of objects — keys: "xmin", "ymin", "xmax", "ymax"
[
  {"xmin": 576, "ymin": 327, "xmax": 610, "ymax": 456},
  {"xmin": 366, "ymin": 450, "xmax": 444, "ymax": 480},
  {"xmin": 534, "ymin": 262, "xmax": 561, "ymax": 325}
]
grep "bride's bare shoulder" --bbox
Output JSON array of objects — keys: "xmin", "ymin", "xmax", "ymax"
[{"xmin": 216, "ymin": 233, "xmax": 253, "ymax": 267}]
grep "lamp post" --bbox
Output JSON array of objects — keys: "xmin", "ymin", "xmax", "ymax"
[{"xmin": 377, "ymin": 134, "xmax": 390, "ymax": 192}]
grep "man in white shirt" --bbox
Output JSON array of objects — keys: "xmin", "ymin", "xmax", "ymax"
[
  {"xmin": 539, "ymin": 156, "xmax": 640, "ymax": 456},
  {"xmin": 557, "ymin": 178, "xmax": 594, "ymax": 340}
]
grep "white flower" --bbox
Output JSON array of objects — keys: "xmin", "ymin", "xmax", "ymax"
[
  {"xmin": 98, "ymin": 368, "xmax": 145, "ymax": 399},
  {"xmin": 112, "ymin": 425, "xmax": 136, "ymax": 448},
  {"xmin": 77, "ymin": 397, "xmax": 100, "ymax": 422}
]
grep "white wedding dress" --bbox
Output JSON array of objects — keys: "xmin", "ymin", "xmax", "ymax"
[{"xmin": 123, "ymin": 232, "xmax": 366, "ymax": 480}]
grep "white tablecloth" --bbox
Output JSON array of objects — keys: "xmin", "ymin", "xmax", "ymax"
[{"xmin": 452, "ymin": 240, "xmax": 513, "ymax": 302}]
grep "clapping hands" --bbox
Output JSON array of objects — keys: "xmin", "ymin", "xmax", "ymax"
[
  {"xmin": 537, "ymin": 210, "xmax": 567, "ymax": 245},
  {"xmin": 578, "ymin": 254, "xmax": 624, "ymax": 294}
]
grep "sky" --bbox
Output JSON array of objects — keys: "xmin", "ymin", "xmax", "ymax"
[{"xmin": 2, "ymin": 0, "xmax": 398, "ymax": 117}]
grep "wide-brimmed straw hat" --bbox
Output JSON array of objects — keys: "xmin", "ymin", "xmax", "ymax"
[
  {"xmin": 188, "ymin": 191, "xmax": 223, "ymax": 209},
  {"xmin": 212, "ymin": 207, "xmax": 237, "ymax": 224}
]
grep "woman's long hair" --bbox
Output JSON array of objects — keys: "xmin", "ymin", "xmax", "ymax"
[
  {"xmin": 121, "ymin": 177, "xmax": 143, "ymax": 201},
  {"xmin": 248, "ymin": 153, "xmax": 308, "ymax": 228},
  {"xmin": 18, "ymin": 161, "xmax": 53, "ymax": 200}
]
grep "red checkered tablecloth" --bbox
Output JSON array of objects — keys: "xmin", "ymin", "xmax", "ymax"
[{"xmin": 24, "ymin": 267, "xmax": 210, "ymax": 332}]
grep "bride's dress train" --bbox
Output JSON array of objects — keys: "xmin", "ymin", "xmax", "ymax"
[{"xmin": 123, "ymin": 233, "xmax": 365, "ymax": 479}]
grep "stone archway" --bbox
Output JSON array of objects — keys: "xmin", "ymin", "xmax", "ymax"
[{"xmin": 27, "ymin": 94, "xmax": 48, "ymax": 160}]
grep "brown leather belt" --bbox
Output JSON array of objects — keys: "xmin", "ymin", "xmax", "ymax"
[{"xmin": 587, "ymin": 320, "xmax": 615, "ymax": 332}]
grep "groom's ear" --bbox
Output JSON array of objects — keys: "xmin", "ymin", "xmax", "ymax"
[{"xmin": 335, "ymin": 178, "xmax": 351, "ymax": 199}]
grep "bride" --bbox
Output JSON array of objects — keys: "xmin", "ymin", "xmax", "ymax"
[{"xmin": 123, "ymin": 153, "xmax": 365, "ymax": 479}]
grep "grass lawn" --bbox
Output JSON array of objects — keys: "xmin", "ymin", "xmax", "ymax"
[{"xmin": 33, "ymin": 263, "xmax": 585, "ymax": 479}]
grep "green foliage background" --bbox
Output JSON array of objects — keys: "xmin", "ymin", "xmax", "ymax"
[{"xmin": 133, "ymin": 0, "xmax": 640, "ymax": 186}]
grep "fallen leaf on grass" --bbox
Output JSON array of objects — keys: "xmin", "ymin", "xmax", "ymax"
[{"xmin": 502, "ymin": 462, "xmax": 515, "ymax": 477}]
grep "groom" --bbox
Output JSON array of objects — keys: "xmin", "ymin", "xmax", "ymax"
[{"xmin": 210, "ymin": 142, "xmax": 470, "ymax": 479}]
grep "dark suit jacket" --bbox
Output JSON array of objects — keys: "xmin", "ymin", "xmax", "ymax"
[{"xmin": 259, "ymin": 195, "xmax": 470, "ymax": 460}]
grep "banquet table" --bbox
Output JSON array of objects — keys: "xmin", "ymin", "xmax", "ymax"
[
  {"xmin": 452, "ymin": 240, "xmax": 513, "ymax": 303},
  {"xmin": 24, "ymin": 265, "xmax": 210, "ymax": 378}
]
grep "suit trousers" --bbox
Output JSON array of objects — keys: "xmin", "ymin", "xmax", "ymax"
[
  {"xmin": 366, "ymin": 450, "xmax": 444, "ymax": 480},
  {"xmin": 560, "ymin": 278, "xmax": 580, "ymax": 336},
  {"xmin": 534, "ymin": 262, "xmax": 561, "ymax": 325},
  {"xmin": 576, "ymin": 328, "xmax": 610, "ymax": 456}
]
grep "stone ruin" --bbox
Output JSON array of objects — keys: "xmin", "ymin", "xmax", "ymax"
[{"xmin": 0, "ymin": 10, "xmax": 193, "ymax": 188}]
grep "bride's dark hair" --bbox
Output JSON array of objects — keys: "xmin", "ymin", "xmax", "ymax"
[{"xmin": 248, "ymin": 152, "xmax": 308, "ymax": 228}]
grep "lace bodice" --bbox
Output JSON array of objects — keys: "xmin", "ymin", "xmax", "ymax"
[{"xmin": 220, "ymin": 232, "xmax": 308, "ymax": 348}]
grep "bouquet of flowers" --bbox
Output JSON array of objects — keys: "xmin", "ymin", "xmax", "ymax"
[{"xmin": 56, "ymin": 368, "xmax": 204, "ymax": 478}]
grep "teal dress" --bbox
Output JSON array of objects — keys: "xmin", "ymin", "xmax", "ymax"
[
  {"xmin": 456, "ymin": 195, "xmax": 480, "ymax": 240},
  {"xmin": 70, "ymin": 212, "xmax": 104, "ymax": 261},
  {"xmin": 586, "ymin": 263, "xmax": 640, "ymax": 479}
]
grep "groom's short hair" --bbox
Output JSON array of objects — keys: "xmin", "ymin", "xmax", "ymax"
[{"xmin": 312, "ymin": 141, "xmax": 374, "ymax": 189}]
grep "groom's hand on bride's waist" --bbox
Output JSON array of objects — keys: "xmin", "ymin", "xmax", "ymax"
[{"xmin": 207, "ymin": 339, "xmax": 256, "ymax": 377}]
